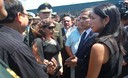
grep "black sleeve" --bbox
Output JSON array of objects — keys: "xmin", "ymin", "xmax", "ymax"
[
  {"xmin": 77, "ymin": 58, "xmax": 84, "ymax": 66},
  {"xmin": 12, "ymin": 46, "xmax": 48, "ymax": 78}
]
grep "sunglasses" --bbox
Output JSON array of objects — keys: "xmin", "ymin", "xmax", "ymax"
[{"xmin": 42, "ymin": 25, "xmax": 55, "ymax": 30}]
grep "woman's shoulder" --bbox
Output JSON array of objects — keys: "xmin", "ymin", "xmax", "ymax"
[
  {"xmin": 92, "ymin": 43, "xmax": 109, "ymax": 54},
  {"xmin": 96, "ymin": 37, "xmax": 119, "ymax": 55},
  {"xmin": 91, "ymin": 42, "xmax": 110, "ymax": 64}
]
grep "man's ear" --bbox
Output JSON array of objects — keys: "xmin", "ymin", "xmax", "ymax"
[
  {"xmin": 103, "ymin": 16, "xmax": 110, "ymax": 26},
  {"xmin": 15, "ymin": 12, "xmax": 22, "ymax": 24}
]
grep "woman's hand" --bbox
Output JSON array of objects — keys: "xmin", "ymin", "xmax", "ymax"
[{"xmin": 47, "ymin": 58, "xmax": 58, "ymax": 75}]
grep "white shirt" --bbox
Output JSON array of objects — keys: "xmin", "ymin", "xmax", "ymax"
[
  {"xmin": 64, "ymin": 27, "xmax": 76, "ymax": 39},
  {"xmin": 65, "ymin": 28, "xmax": 81, "ymax": 54}
]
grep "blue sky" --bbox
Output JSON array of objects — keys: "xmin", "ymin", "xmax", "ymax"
[{"xmin": 19, "ymin": 0, "xmax": 105, "ymax": 10}]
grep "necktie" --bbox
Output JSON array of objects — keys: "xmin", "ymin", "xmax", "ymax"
[{"xmin": 79, "ymin": 31, "xmax": 86, "ymax": 47}]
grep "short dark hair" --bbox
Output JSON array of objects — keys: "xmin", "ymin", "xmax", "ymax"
[
  {"xmin": 62, "ymin": 13, "xmax": 76, "ymax": 21},
  {"xmin": 0, "ymin": 0, "xmax": 24, "ymax": 23},
  {"xmin": 62, "ymin": 13, "xmax": 71, "ymax": 18},
  {"xmin": 80, "ymin": 8, "xmax": 91, "ymax": 14}
]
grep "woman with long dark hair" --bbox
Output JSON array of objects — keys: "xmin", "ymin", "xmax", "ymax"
[
  {"xmin": 86, "ymin": 3, "xmax": 125, "ymax": 78},
  {"xmin": 32, "ymin": 19, "xmax": 61, "ymax": 77}
]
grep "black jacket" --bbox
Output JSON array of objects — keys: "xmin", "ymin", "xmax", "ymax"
[{"xmin": 75, "ymin": 31, "xmax": 98, "ymax": 78}]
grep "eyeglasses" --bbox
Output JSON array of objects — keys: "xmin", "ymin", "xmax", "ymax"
[
  {"xmin": 21, "ymin": 12, "xmax": 29, "ymax": 17},
  {"xmin": 42, "ymin": 25, "xmax": 55, "ymax": 30}
]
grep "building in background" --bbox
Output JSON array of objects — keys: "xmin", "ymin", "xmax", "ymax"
[{"xmin": 21, "ymin": 0, "xmax": 119, "ymax": 16}]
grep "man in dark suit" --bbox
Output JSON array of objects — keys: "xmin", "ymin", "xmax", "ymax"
[{"xmin": 65, "ymin": 8, "xmax": 98, "ymax": 78}]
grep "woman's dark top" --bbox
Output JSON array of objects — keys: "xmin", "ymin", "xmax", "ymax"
[
  {"xmin": 43, "ymin": 39, "xmax": 60, "ymax": 61},
  {"xmin": 96, "ymin": 37, "xmax": 122, "ymax": 78},
  {"xmin": 33, "ymin": 38, "xmax": 60, "ymax": 61},
  {"xmin": 33, "ymin": 38, "xmax": 61, "ymax": 78}
]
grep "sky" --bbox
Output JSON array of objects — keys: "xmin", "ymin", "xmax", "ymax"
[{"xmin": 19, "ymin": 0, "xmax": 105, "ymax": 10}]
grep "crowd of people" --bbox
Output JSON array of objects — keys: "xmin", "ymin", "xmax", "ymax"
[{"xmin": 0, "ymin": 0, "xmax": 128, "ymax": 78}]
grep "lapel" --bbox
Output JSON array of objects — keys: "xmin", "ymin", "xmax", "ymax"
[
  {"xmin": 78, "ymin": 31, "xmax": 93, "ymax": 51},
  {"xmin": 61, "ymin": 28, "xmax": 65, "ymax": 36},
  {"xmin": 75, "ymin": 32, "xmax": 98, "ymax": 57},
  {"xmin": 82, "ymin": 31, "xmax": 93, "ymax": 48}
]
